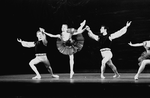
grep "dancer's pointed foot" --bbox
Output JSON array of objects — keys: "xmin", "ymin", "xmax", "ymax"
[
  {"xmin": 101, "ymin": 74, "xmax": 105, "ymax": 79},
  {"xmin": 52, "ymin": 74, "xmax": 59, "ymax": 78},
  {"xmin": 70, "ymin": 71, "xmax": 74, "ymax": 79},
  {"xmin": 113, "ymin": 74, "xmax": 120, "ymax": 78},
  {"xmin": 134, "ymin": 74, "xmax": 139, "ymax": 80},
  {"xmin": 32, "ymin": 75, "xmax": 41, "ymax": 80}
]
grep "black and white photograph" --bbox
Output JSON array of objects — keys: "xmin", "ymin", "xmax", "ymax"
[{"xmin": 1, "ymin": 0, "xmax": 150, "ymax": 98}]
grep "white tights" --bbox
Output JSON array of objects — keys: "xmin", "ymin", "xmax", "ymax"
[
  {"xmin": 135, "ymin": 60, "xmax": 150, "ymax": 79},
  {"xmin": 69, "ymin": 54, "xmax": 74, "ymax": 78},
  {"xmin": 29, "ymin": 55, "xmax": 52, "ymax": 79},
  {"xmin": 101, "ymin": 50, "xmax": 120, "ymax": 79}
]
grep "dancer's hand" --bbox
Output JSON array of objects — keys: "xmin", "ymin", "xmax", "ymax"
[
  {"xmin": 17, "ymin": 38, "xmax": 22, "ymax": 43},
  {"xmin": 126, "ymin": 21, "xmax": 132, "ymax": 27},
  {"xmin": 128, "ymin": 42, "xmax": 133, "ymax": 46},
  {"xmin": 70, "ymin": 28, "xmax": 76, "ymax": 32},
  {"xmin": 86, "ymin": 26, "xmax": 90, "ymax": 31},
  {"xmin": 39, "ymin": 27, "xmax": 45, "ymax": 32}
]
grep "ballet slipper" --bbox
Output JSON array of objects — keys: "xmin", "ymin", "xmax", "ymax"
[
  {"xmin": 52, "ymin": 74, "xmax": 59, "ymax": 78},
  {"xmin": 113, "ymin": 74, "xmax": 120, "ymax": 78},
  {"xmin": 134, "ymin": 74, "xmax": 139, "ymax": 80},
  {"xmin": 70, "ymin": 71, "xmax": 74, "ymax": 79},
  {"xmin": 101, "ymin": 74, "xmax": 105, "ymax": 79},
  {"xmin": 32, "ymin": 75, "xmax": 41, "ymax": 80}
]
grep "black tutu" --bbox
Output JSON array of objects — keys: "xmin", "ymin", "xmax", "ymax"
[
  {"xmin": 56, "ymin": 34, "xmax": 84, "ymax": 55},
  {"xmin": 138, "ymin": 51, "xmax": 150, "ymax": 65}
]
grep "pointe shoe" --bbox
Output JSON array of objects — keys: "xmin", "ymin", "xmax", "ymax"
[
  {"xmin": 101, "ymin": 74, "xmax": 105, "ymax": 79},
  {"xmin": 70, "ymin": 72, "xmax": 74, "ymax": 79},
  {"xmin": 134, "ymin": 74, "xmax": 138, "ymax": 80},
  {"xmin": 113, "ymin": 74, "xmax": 120, "ymax": 78},
  {"xmin": 32, "ymin": 75, "xmax": 41, "ymax": 80},
  {"xmin": 52, "ymin": 74, "xmax": 59, "ymax": 78}
]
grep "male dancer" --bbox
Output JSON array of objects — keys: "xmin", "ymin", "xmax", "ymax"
[
  {"xmin": 87, "ymin": 21, "xmax": 132, "ymax": 79},
  {"xmin": 17, "ymin": 28, "xmax": 59, "ymax": 79}
]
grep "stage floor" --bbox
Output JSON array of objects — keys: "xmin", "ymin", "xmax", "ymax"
[
  {"xmin": 0, "ymin": 73, "xmax": 150, "ymax": 83},
  {"xmin": 0, "ymin": 73, "xmax": 150, "ymax": 97}
]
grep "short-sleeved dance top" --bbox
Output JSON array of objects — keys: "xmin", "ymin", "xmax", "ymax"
[
  {"xmin": 56, "ymin": 30, "xmax": 84, "ymax": 55},
  {"xmin": 98, "ymin": 34, "xmax": 112, "ymax": 49},
  {"xmin": 35, "ymin": 40, "xmax": 47, "ymax": 54}
]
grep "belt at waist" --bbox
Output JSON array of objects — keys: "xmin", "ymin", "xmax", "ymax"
[
  {"xmin": 100, "ymin": 48, "xmax": 111, "ymax": 52},
  {"xmin": 35, "ymin": 53, "xmax": 46, "ymax": 56}
]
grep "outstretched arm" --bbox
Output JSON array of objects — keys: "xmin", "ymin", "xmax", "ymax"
[
  {"xmin": 128, "ymin": 41, "xmax": 144, "ymax": 47},
  {"xmin": 109, "ymin": 21, "xmax": 132, "ymax": 40},
  {"xmin": 87, "ymin": 26, "xmax": 99, "ymax": 41},
  {"xmin": 43, "ymin": 31, "xmax": 61, "ymax": 38},
  {"xmin": 39, "ymin": 28, "xmax": 61, "ymax": 38},
  {"xmin": 73, "ymin": 20, "xmax": 87, "ymax": 35},
  {"xmin": 17, "ymin": 38, "xmax": 35, "ymax": 48}
]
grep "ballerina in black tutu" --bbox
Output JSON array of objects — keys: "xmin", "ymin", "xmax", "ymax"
[
  {"xmin": 41, "ymin": 20, "xmax": 87, "ymax": 78},
  {"xmin": 129, "ymin": 41, "xmax": 150, "ymax": 80}
]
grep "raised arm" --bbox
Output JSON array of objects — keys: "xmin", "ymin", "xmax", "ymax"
[
  {"xmin": 39, "ymin": 28, "xmax": 61, "ymax": 38},
  {"xmin": 128, "ymin": 41, "xmax": 144, "ymax": 47},
  {"xmin": 109, "ymin": 21, "xmax": 132, "ymax": 40},
  {"xmin": 87, "ymin": 26, "xmax": 99, "ymax": 41},
  {"xmin": 17, "ymin": 38, "xmax": 35, "ymax": 48},
  {"xmin": 73, "ymin": 20, "xmax": 86, "ymax": 35}
]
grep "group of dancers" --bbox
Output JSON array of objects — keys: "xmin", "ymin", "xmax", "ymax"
[{"xmin": 17, "ymin": 20, "xmax": 150, "ymax": 80}]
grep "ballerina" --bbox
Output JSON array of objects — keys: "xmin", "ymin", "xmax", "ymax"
[
  {"xmin": 129, "ymin": 41, "xmax": 150, "ymax": 80},
  {"xmin": 42, "ymin": 20, "xmax": 87, "ymax": 78},
  {"xmin": 17, "ymin": 28, "xmax": 59, "ymax": 79},
  {"xmin": 87, "ymin": 21, "xmax": 132, "ymax": 79}
]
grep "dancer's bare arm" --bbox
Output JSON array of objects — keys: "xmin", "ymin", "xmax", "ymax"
[
  {"xmin": 40, "ymin": 28, "xmax": 61, "ymax": 38},
  {"xmin": 17, "ymin": 38, "xmax": 35, "ymax": 48},
  {"xmin": 87, "ymin": 26, "xmax": 99, "ymax": 41},
  {"xmin": 109, "ymin": 21, "xmax": 132, "ymax": 40},
  {"xmin": 128, "ymin": 41, "xmax": 144, "ymax": 47}
]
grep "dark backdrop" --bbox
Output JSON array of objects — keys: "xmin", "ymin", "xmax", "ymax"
[{"xmin": 2, "ymin": 0, "xmax": 150, "ymax": 75}]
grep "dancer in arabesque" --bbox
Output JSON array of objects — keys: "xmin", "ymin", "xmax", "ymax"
[{"xmin": 42, "ymin": 20, "xmax": 88, "ymax": 78}]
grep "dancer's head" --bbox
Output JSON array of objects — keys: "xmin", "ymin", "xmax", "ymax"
[
  {"xmin": 62, "ymin": 24, "xmax": 68, "ymax": 32},
  {"xmin": 100, "ymin": 26, "xmax": 107, "ymax": 36},
  {"xmin": 36, "ymin": 31, "xmax": 47, "ymax": 46},
  {"xmin": 67, "ymin": 28, "xmax": 76, "ymax": 34},
  {"xmin": 37, "ymin": 31, "xmax": 44, "ymax": 40},
  {"xmin": 144, "ymin": 41, "xmax": 150, "ymax": 51}
]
